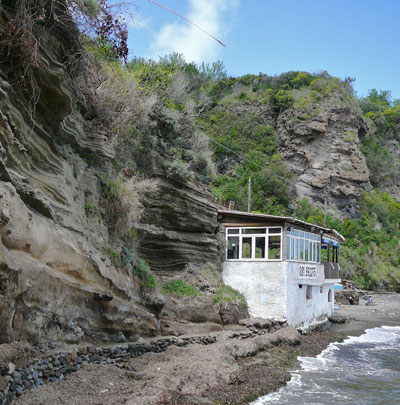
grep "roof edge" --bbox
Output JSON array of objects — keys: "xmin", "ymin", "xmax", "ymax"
[{"xmin": 218, "ymin": 209, "xmax": 346, "ymax": 243}]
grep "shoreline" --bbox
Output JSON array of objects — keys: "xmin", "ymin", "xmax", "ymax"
[{"xmin": 5, "ymin": 293, "xmax": 400, "ymax": 405}]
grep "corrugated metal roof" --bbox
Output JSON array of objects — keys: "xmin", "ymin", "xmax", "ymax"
[{"xmin": 218, "ymin": 209, "xmax": 346, "ymax": 243}]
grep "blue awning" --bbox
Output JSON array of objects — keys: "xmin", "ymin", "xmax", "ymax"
[{"xmin": 322, "ymin": 238, "xmax": 340, "ymax": 247}]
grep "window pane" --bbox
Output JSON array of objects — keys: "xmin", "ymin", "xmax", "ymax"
[
  {"xmin": 305, "ymin": 240, "xmax": 309, "ymax": 261},
  {"xmin": 292, "ymin": 230, "xmax": 300, "ymax": 237},
  {"xmin": 286, "ymin": 236, "xmax": 291, "ymax": 260},
  {"xmin": 290, "ymin": 237, "xmax": 294, "ymax": 260},
  {"xmin": 295, "ymin": 238, "xmax": 299, "ymax": 260},
  {"xmin": 269, "ymin": 228, "xmax": 281, "ymax": 234},
  {"xmin": 268, "ymin": 235, "xmax": 281, "ymax": 260},
  {"xmin": 310, "ymin": 242, "xmax": 314, "ymax": 262},
  {"xmin": 313, "ymin": 243, "xmax": 317, "ymax": 262},
  {"xmin": 255, "ymin": 237, "xmax": 266, "ymax": 259},
  {"xmin": 300, "ymin": 239, "xmax": 304, "ymax": 260},
  {"xmin": 242, "ymin": 237, "xmax": 252, "ymax": 259},
  {"xmin": 243, "ymin": 228, "xmax": 266, "ymax": 234},
  {"xmin": 227, "ymin": 237, "xmax": 239, "ymax": 259},
  {"xmin": 316, "ymin": 243, "xmax": 320, "ymax": 262},
  {"xmin": 227, "ymin": 228, "xmax": 239, "ymax": 235}
]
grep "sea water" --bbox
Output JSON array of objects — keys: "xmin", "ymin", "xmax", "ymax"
[{"xmin": 252, "ymin": 326, "xmax": 400, "ymax": 405}]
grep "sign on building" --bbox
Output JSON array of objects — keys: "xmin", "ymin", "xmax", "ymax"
[{"xmin": 298, "ymin": 264, "xmax": 317, "ymax": 278}]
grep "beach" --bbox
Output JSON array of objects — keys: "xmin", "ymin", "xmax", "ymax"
[{"xmin": 4, "ymin": 292, "xmax": 400, "ymax": 405}]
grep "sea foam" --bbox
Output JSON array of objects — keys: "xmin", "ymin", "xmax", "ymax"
[{"xmin": 252, "ymin": 326, "xmax": 400, "ymax": 404}]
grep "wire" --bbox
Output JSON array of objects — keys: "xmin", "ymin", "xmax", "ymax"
[{"xmin": 147, "ymin": 0, "xmax": 226, "ymax": 47}]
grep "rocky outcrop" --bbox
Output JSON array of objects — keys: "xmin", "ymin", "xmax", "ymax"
[
  {"xmin": 137, "ymin": 174, "xmax": 219, "ymax": 272},
  {"xmin": 215, "ymin": 90, "xmax": 372, "ymax": 215},
  {"xmin": 277, "ymin": 94, "xmax": 370, "ymax": 214}
]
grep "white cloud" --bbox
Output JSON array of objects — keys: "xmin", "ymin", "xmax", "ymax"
[
  {"xmin": 121, "ymin": 9, "xmax": 152, "ymax": 30},
  {"xmin": 150, "ymin": 0, "xmax": 239, "ymax": 63}
]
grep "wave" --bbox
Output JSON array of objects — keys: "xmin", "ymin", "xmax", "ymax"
[{"xmin": 252, "ymin": 326, "xmax": 400, "ymax": 405}]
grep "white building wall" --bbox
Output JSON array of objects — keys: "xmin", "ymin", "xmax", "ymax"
[
  {"xmin": 285, "ymin": 262, "xmax": 335, "ymax": 328},
  {"xmin": 222, "ymin": 260, "xmax": 336, "ymax": 328},
  {"xmin": 222, "ymin": 261, "xmax": 286, "ymax": 320}
]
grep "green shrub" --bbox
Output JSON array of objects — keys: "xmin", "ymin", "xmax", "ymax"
[
  {"xmin": 108, "ymin": 248, "xmax": 121, "ymax": 266},
  {"xmin": 132, "ymin": 259, "xmax": 156, "ymax": 289},
  {"xmin": 84, "ymin": 202, "xmax": 97, "ymax": 215},
  {"xmin": 214, "ymin": 285, "xmax": 248, "ymax": 308},
  {"xmin": 163, "ymin": 279, "xmax": 200, "ymax": 297}
]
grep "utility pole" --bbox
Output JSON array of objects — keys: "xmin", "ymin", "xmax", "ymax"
[
  {"xmin": 247, "ymin": 176, "xmax": 252, "ymax": 212},
  {"xmin": 323, "ymin": 175, "xmax": 331, "ymax": 226}
]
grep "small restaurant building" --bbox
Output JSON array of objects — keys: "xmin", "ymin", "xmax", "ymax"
[{"xmin": 218, "ymin": 210, "xmax": 344, "ymax": 328}]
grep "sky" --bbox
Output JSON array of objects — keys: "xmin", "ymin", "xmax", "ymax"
[{"xmin": 124, "ymin": 0, "xmax": 400, "ymax": 100}]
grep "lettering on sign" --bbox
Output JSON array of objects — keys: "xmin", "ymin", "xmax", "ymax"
[{"xmin": 298, "ymin": 264, "xmax": 316, "ymax": 279}]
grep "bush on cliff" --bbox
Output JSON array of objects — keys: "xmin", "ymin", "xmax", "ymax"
[
  {"xmin": 163, "ymin": 280, "xmax": 200, "ymax": 298},
  {"xmin": 214, "ymin": 286, "xmax": 248, "ymax": 309}
]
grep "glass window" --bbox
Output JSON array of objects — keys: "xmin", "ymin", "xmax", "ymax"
[
  {"xmin": 305, "ymin": 240, "xmax": 309, "ymax": 261},
  {"xmin": 227, "ymin": 237, "xmax": 239, "ymax": 259},
  {"xmin": 243, "ymin": 228, "xmax": 266, "ymax": 234},
  {"xmin": 225, "ymin": 227, "xmax": 284, "ymax": 261},
  {"xmin": 317, "ymin": 243, "xmax": 320, "ymax": 262},
  {"xmin": 269, "ymin": 228, "xmax": 281, "ymax": 234},
  {"xmin": 268, "ymin": 235, "xmax": 281, "ymax": 260},
  {"xmin": 295, "ymin": 238, "xmax": 299, "ymax": 260},
  {"xmin": 290, "ymin": 237, "xmax": 294, "ymax": 260},
  {"xmin": 300, "ymin": 239, "xmax": 304, "ymax": 260},
  {"xmin": 255, "ymin": 237, "xmax": 266, "ymax": 259},
  {"xmin": 286, "ymin": 235, "xmax": 291, "ymax": 260},
  {"xmin": 227, "ymin": 228, "xmax": 239, "ymax": 235},
  {"xmin": 242, "ymin": 237, "xmax": 252, "ymax": 259}
]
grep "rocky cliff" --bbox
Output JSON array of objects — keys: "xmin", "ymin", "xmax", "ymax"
[
  {"xmin": 206, "ymin": 78, "xmax": 371, "ymax": 216},
  {"xmin": 277, "ymin": 89, "xmax": 370, "ymax": 215},
  {"xmin": 0, "ymin": 2, "xmax": 227, "ymax": 344}
]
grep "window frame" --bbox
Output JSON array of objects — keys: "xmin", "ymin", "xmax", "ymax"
[
  {"xmin": 286, "ymin": 228, "xmax": 321, "ymax": 264},
  {"xmin": 225, "ymin": 226, "xmax": 282, "ymax": 261}
]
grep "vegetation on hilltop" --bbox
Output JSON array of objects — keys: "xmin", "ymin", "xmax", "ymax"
[{"xmin": 359, "ymin": 89, "xmax": 400, "ymax": 188}]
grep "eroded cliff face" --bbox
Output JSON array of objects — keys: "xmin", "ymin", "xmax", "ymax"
[
  {"xmin": 137, "ymin": 174, "xmax": 218, "ymax": 272},
  {"xmin": 277, "ymin": 92, "xmax": 370, "ymax": 215},
  {"xmin": 213, "ymin": 87, "xmax": 371, "ymax": 215},
  {"xmin": 0, "ymin": 11, "xmax": 221, "ymax": 343}
]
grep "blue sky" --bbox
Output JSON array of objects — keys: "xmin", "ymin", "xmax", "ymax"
[{"xmin": 125, "ymin": 0, "xmax": 400, "ymax": 100}]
